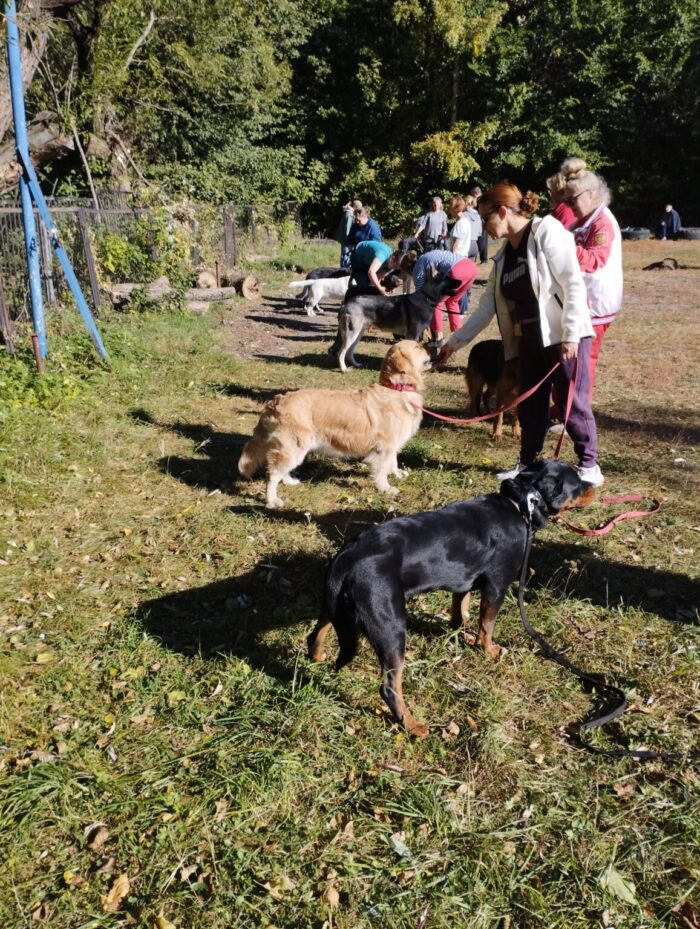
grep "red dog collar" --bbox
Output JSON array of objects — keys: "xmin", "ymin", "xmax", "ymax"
[{"xmin": 379, "ymin": 380, "xmax": 417, "ymax": 393}]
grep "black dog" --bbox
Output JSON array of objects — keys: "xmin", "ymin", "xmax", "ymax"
[
  {"xmin": 333, "ymin": 265, "xmax": 451, "ymax": 372},
  {"xmin": 307, "ymin": 460, "xmax": 585, "ymax": 736},
  {"xmin": 306, "ymin": 267, "xmax": 351, "ymax": 281}
]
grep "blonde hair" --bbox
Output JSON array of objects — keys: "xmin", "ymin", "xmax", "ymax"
[
  {"xmin": 478, "ymin": 183, "xmax": 540, "ymax": 219},
  {"xmin": 464, "ymin": 194, "xmax": 477, "ymax": 209},
  {"xmin": 561, "ymin": 157, "xmax": 611, "ymax": 207}
]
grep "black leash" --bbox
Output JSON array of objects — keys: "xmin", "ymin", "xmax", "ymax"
[{"xmin": 517, "ymin": 530, "xmax": 697, "ymax": 763}]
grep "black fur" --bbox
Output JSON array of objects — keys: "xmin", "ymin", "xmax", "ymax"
[
  {"xmin": 333, "ymin": 265, "xmax": 450, "ymax": 372},
  {"xmin": 308, "ymin": 460, "xmax": 585, "ymax": 735}
]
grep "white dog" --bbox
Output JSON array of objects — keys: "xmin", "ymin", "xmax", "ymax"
[{"xmin": 287, "ymin": 276, "xmax": 350, "ymax": 316}]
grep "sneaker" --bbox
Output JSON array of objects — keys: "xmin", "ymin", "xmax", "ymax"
[
  {"xmin": 547, "ymin": 422, "xmax": 566, "ymax": 435},
  {"xmin": 496, "ymin": 462, "xmax": 526, "ymax": 481},
  {"xmin": 578, "ymin": 463, "xmax": 604, "ymax": 487}
]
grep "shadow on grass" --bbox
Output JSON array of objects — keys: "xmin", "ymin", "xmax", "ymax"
[
  {"xmin": 533, "ymin": 539, "xmax": 699, "ymax": 625},
  {"xmin": 596, "ymin": 408, "xmax": 700, "ymax": 445},
  {"xmin": 136, "ymin": 551, "xmax": 327, "ymax": 681},
  {"xmin": 130, "ymin": 408, "xmax": 247, "ymax": 492}
]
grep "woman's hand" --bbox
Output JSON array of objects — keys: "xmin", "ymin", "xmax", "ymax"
[{"xmin": 560, "ymin": 341, "xmax": 579, "ymax": 361}]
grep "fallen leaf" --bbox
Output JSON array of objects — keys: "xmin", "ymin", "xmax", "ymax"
[
  {"xmin": 35, "ymin": 652, "xmax": 54, "ymax": 664},
  {"xmin": 178, "ymin": 863, "xmax": 199, "ymax": 883},
  {"xmin": 101, "ymin": 872, "xmax": 130, "ymax": 912},
  {"xmin": 672, "ymin": 900, "xmax": 700, "ymax": 929},
  {"xmin": 84, "ymin": 822, "xmax": 109, "ymax": 850},
  {"xmin": 389, "ymin": 832, "xmax": 413, "ymax": 859},
  {"xmin": 598, "ymin": 864, "xmax": 636, "ymax": 904},
  {"xmin": 167, "ymin": 691, "xmax": 186, "ymax": 707},
  {"xmin": 154, "ymin": 914, "xmax": 178, "ymax": 929},
  {"xmin": 325, "ymin": 884, "xmax": 340, "ymax": 909},
  {"xmin": 613, "ymin": 782, "xmax": 636, "ymax": 798},
  {"xmin": 441, "ymin": 720, "xmax": 460, "ymax": 741}
]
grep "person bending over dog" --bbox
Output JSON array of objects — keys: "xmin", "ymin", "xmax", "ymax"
[{"xmin": 437, "ymin": 182, "xmax": 604, "ymax": 489}]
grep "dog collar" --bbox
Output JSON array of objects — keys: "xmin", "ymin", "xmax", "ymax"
[{"xmin": 379, "ymin": 380, "xmax": 417, "ymax": 393}]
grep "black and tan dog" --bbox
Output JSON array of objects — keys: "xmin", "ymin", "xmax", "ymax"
[
  {"xmin": 466, "ymin": 339, "xmax": 521, "ymax": 441},
  {"xmin": 333, "ymin": 265, "xmax": 451, "ymax": 372},
  {"xmin": 307, "ymin": 460, "xmax": 585, "ymax": 736}
]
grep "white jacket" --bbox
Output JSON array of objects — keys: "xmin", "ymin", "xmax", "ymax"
[{"xmin": 447, "ymin": 215, "xmax": 593, "ymax": 360}]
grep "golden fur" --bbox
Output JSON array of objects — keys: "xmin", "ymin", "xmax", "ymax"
[{"xmin": 238, "ymin": 341, "xmax": 431, "ymax": 508}]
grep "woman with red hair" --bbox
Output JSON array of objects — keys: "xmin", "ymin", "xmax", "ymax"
[{"xmin": 436, "ymin": 182, "xmax": 604, "ymax": 488}]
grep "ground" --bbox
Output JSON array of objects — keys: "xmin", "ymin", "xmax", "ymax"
[{"xmin": 0, "ymin": 236, "xmax": 698, "ymax": 929}]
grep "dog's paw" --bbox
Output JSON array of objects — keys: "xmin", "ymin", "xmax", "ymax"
[
  {"xmin": 282, "ymin": 475, "xmax": 300, "ymax": 485},
  {"xmin": 266, "ymin": 498, "xmax": 285, "ymax": 509},
  {"xmin": 394, "ymin": 468, "xmax": 409, "ymax": 479},
  {"xmin": 381, "ymin": 485, "xmax": 399, "ymax": 496}
]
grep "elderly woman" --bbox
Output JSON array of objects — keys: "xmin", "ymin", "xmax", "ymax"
[
  {"xmin": 561, "ymin": 157, "xmax": 623, "ymax": 401},
  {"xmin": 436, "ymin": 182, "xmax": 604, "ymax": 488}
]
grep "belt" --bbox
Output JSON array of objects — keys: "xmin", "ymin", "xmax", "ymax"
[{"xmin": 518, "ymin": 316, "xmax": 540, "ymax": 324}]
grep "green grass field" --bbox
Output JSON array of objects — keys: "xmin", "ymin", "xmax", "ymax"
[{"xmin": 1, "ymin": 238, "xmax": 698, "ymax": 928}]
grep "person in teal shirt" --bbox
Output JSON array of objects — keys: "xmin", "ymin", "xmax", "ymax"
[{"xmin": 350, "ymin": 240, "xmax": 393, "ymax": 293}]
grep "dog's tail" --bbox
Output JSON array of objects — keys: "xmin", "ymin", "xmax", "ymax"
[
  {"xmin": 237, "ymin": 400, "xmax": 278, "ymax": 478},
  {"xmin": 321, "ymin": 559, "xmax": 359, "ymax": 669},
  {"xmin": 287, "ymin": 280, "xmax": 308, "ymax": 291}
]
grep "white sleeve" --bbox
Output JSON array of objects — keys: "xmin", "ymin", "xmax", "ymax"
[{"xmin": 538, "ymin": 220, "xmax": 590, "ymax": 342}]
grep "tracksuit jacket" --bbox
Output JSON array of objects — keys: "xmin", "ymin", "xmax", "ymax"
[{"xmin": 570, "ymin": 205, "xmax": 623, "ymax": 325}]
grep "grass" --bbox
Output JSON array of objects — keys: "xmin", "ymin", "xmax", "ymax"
[{"xmin": 0, "ymin": 236, "xmax": 698, "ymax": 928}]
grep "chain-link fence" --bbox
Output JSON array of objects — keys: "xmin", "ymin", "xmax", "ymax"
[{"xmin": 0, "ymin": 190, "xmax": 300, "ymax": 320}]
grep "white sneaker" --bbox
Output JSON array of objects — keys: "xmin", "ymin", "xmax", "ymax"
[
  {"xmin": 578, "ymin": 463, "xmax": 604, "ymax": 487},
  {"xmin": 496, "ymin": 462, "xmax": 526, "ymax": 481},
  {"xmin": 547, "ymin": 422, "xmax": 566, "ymax": 435}
]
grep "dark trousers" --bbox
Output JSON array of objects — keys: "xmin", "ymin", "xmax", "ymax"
[{"xmin": 518, "ymin": 326, "xmax": 597, "ymax": 468}]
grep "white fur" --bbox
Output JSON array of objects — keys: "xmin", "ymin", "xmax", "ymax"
[{"xmin": 288, "ymin": 276, "xmax": 350, "ymax": 316}]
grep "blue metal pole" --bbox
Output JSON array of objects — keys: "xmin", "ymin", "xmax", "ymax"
[
  {"xmin": 19, "ymin": 153, "xmax": 108, "ymax": 359},
  {"xmin": 4, "ymin": 0, "xmax": 47, "ymax": 358}
]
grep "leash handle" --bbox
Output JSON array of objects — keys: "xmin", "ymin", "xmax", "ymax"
[
  {"xmin": 559, "ymin": 494, "xmax": 661, "ymax": 536},
  {"xmin": 418, "ymin": 361, "xmax": 561, "ymax": 424},
  {"xmin": 516, "ymin": 532, "xmax": 694, "ymax": 762}
]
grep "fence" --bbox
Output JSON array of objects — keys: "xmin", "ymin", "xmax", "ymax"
[{"xmin": 0, "ymin": 190, "xmax": 300, "ymax": 321}]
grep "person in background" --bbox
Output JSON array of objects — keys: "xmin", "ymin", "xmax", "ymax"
[
  {"xmin": 561, "ymin": 157, "xmax": 623, "ymax": 402},
  {"xmin": 446, "ymin": 196, "xmax": 474, "ymax": 316},
  {"xmin": 546, "ymin": 172, "xmax": 576, "ymax": 228},
  {"xmin": 436, "ymin": 182, "xmax": 603, "ymax": 488},
  {"xmin": 346, "ymin": 206, "xmax": 382, "ymax": 249},
  {"xmin": 336, "ymin": 199, "xmax": 362, "ymax": 267},
  {"xmin": 463, "ymin": 194, "xmax": 483, "ymax": 260},
  {"xmin": 656, "ymin": 203, "xmax": 682, "ymax": 240},
  {"xmin": 413, "ymin": 246, "xmax": 477, "ymax": 347},
  {"xmin": 415, "ymin": 196, "xmax": 448, "ymax": 250},
  {"xmin": 349, "ymin": 239, "xmax": 393, "ymax": 293},
  {"xmin": 469, "ymin": 185, "xmax": 489, "ymax": 263}
]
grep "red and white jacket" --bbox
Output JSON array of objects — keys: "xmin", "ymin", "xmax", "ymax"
[{"xmin": 570, "ymin": 205, "xmax": 623, "ymax": 325}]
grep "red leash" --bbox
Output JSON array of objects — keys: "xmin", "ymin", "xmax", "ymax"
[
  {"xmin": 416, "ymin": 361, "xmax": 561, "ymax": 424},
  {"xmin": 417, "ymin": 356, "xmax": 661, "ymax": 534},
  {"xmin": 559, "ymin": 493, "xmax": 661, "ymax": 536}
]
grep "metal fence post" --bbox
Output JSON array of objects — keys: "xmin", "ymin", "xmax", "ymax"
[
  {"xmin": 0, "ymin": 271, "xmax": 16, "ymax": 353},
  {"xmin": 77, "ymin": 208, "xmax": 101, "ymax": 310}
]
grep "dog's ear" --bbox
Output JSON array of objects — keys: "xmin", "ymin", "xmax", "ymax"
[
  {"xmin": 441, "ymin": 274, "xmax": 460, "ymax": 296},
  {"xmin": 517, "ymin": 460, "xmax": 584, "ymax": 514},
  {"xmin": 500, "ymin": 477, "xmax": 549, "ymax": 529}
]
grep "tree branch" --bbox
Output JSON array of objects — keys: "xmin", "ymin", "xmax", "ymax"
[{"xmin": 125, "ymin": 10, "xmax": 156, "ymax": 70}]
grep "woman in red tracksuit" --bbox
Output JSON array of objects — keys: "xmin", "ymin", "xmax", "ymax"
[{"xmin": 561, "ymin": 157, "xmax": 623, "ymax": 401}]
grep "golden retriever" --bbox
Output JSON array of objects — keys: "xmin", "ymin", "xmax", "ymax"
[{"xmin": 238, "ymin": 340, "xmax": 430, "ymax": 508}]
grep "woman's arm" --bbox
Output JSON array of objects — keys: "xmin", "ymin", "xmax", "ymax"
[
  {"xmin": 574, "ymin": 211, "xmax": 615, "ymax": 271},
  {"xmin": 437, "ymin": 262, "xmax": 497, "ymax": 362},
  {"xmin": 368, "ymin": 258, "xmax": 388, "ymax": 295}
]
